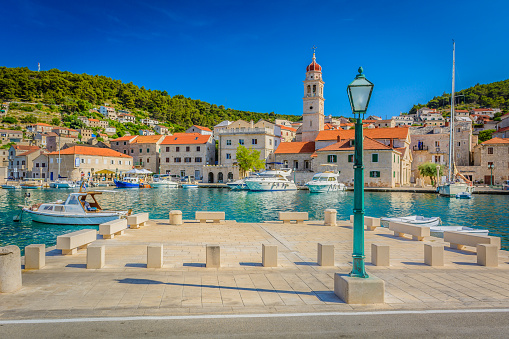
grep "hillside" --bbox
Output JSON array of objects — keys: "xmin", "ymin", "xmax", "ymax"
[
  {"xmin": 0, "ymin": 67, "xmax": 300, "ymax": 129},
  {"xmin": 409, "ymin": 79, "xmax": 509, "ymax": 115}
]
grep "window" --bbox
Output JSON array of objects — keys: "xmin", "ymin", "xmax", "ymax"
[
  {"xmin": 130, "ymin": 149, "xmax": 133, "ymax": 154},
  {"xmin": 327, "ymin": 155, "xmax": 337, "ymax": 163},
  {"xmin": 304, "ymin": 160, "xmax": 310, "ymax": 169},
  {"xmin": 42, "ymin": 163, "xmax": 46, "ymax": 168},
  {"xmin": 166, "ymin": 157, "xmax": 169, "ymax": 163},
  {"xmin": 116, "ymin": 142, "xmax": 119, "ymax": 146},
  {"xmin": 372, "ymin": 154, "xmax": 379, "ymax": 163},
  {"xmin": 195, "ymin": 157, "xmax": 202, "ymax": 163},
  {"xmin": 393, "ymin": 171, "xmax": 396, "ymax": 178},
  {"xmin": 196, "ymin": 146, "xmax": 200, "ymax": 152},
  {"xmin": 252, "ymin": 139, "xmax": 258, "ymax": 145},
  {"xmin": 124, "ymin": 141, "xmax": 127, "ymax": 145},
  {"xmin": 147, "ymin": 148, "xmax": 150, "ymax": 153},
  {"xmin": 348, "ymin": 154, "xmax": 354, "ymax": 163},
  {"xmin": 174, "ymin": 157, "xmax": 181, "ymax": 163},
  {"xmin": 186, "ymin": 146, "xmax": 190, "ymax": 152},
  {"xmin": 184, "ymin": 157, "xmax": 191, "ymax": 163},
  {"xmin": 370, "ymin": 171, "xmax": 381, "ymax": 178},
  {"xmin": 457, "ymin": 128, "xmax": 461, "ymax": 132},
  {"xmin": 139, "ymin": 148, "xmax": 142, "ymax": 153},
  {"xmin": 35, "ymin": 163, "xmax": 39, "ymax": 168},
  {"xmin": 166, "ymin": 147, "xmax": 169, "ymax": 152},
  {"xmin": 111, "ymin": 160, "xmax": 114, "ymax": 165},
  {"xmin": 269, "ymin": 139, "xmax": 272, "ymax": 146},
  {"xmin": 226, "ymin": 140, "xmax": 231, "ymax": 146},
  {"xmin": 457, "ymin": 142, "xmax": 461, "ymax": 147},
  {"xmin": 435, "ymin": 141, "xmax": 440, "ymax": 147},
  {"xmin": 488, "ymin": 147, "xmax": 494, "ymax": 154},
  {"xmin": 147, "ymin": 158, "xmax": 150, "ymax": 163},
  {"xmin": 81, "ymin": 159, "xmax": 85, "ymax": 164},
  {"xmin": 123, "ymin": 150, "xmax": 126, "ymax": 154},
  {"xmin": 226, "ymin": 153, "xmax": 231, "ymax": 159},
  {"xmin": 293, "ymin": 160, "xmax": 299, "ymax": 169},
  {"xmin": 239, "ymin": 139, "xmax": 244, "ymax": 145}
]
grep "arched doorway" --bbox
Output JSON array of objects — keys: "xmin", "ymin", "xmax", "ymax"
[
  {"xmin": 218, "ymin": 172, "xmax": 224, "ymax": 183},
  {"xmin": 227, "ymin": 172, "xmax": 233, "ymax": 180},
  {"xmin": 208, "ymin": 172, "xmax": 214, "ymax": 183}
]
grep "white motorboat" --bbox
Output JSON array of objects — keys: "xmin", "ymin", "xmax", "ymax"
[
  {"xmin": 305, "ymin": 171, "xmax": 345, "ymax": 193},
  {"xmin": 502, "ymin": 180, "xmax": 509, "ymax": 191},
  {"xmin": 227, "ymin": 172, "xmax": 263, "ymax": 190},
  {"xmin": 455, "ymin": 191, "xmax": 472, "ymax": 199},
  {"xmin": 381, "ymin": 215, "xmax": 442, "ymax": 227},
  {"xmin": 2, "ymin": 181, "xmax": 21, "ymax": 189},
  {"xmin": 244, "ymin": 168, "xmax": 297, "ymax": 191},
  {"xmin": 21, "ymin": 191, "xmax": 128, "ymax": 225},
  {"xmin": 438, "ymin": 182, "xmax": 474, "ymax": 197},
  {"xmin": 150, "ymin": 174, "xmax": 179, "ymax": 188},
  {"xmin": 49, "ymin": 180, "xmax": 76, "ymax": 188},
  {"xmin": 20, "ymin": 179, "xmax": 43, "ymax": 189},
  {"xmin": 429, "ymin": 225, "xmax": 489, "ymax": 236}
]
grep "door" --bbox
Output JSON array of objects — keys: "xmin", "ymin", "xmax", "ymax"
[
  {"xmin": 484, "ymin": 175, "xmax": 494, "ymax": 185},
  {"xmin": 50, "ymin": 172, "xmax": 54, "ymax": 181},
  {"xmin": 194, "ymin": 170, "xmax": 200, "ymax": 180}
]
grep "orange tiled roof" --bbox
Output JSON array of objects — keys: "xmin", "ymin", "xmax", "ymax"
[
  {"xmin": 48, "ymin": 146, "xmax": 132, "ymax": 158},
  {"xmin": 481, "ymin": 137, "xmax": 509, "ymax": 145},
  {"xmin": 13, "ymin": 145, "xmax": 40, "ymax": 151},
  {"xmin": 111, "ymin": 135, "xmax": 138, "ymax": 142},
  {"xmin": 131, "ymin": 135, "xmax": 164, "ymax": 144},
  {"xmin": 32, "ymin": 123, "xmax": 52, "ymax": 127},
  {"xmin": 18, "ymin": 149, "xmax": 42, "ymax": 157},
  {"xmin": 274, "ymin": 142, "xmax": 315, "ymax": 154},
  {"xmin": 161, "ymin": 134, "xmax": 211, "ymax": 145},
  {"xmin": 88, "ymin": 118, "xmax": 100, "ymax": 122},
  {"xmin": 472, "ymin": 108, "xmax": 493, "ymax": 111},
  {"xmin": 192, "ymin": 125, "xmax": 212, "ymax": 132},
  {"xmin": 315, "ymin": 126, "xmax": 409, "ymax": 141},
  {"xmin": 278, "ymin": 125, "xmax": 297, "ymax": 132},
  {"xmin": 324, "ymin": 123, "xmax": 342, "ymax": 130},
  {"xmin": 316, "ymin": 137, "xmax": 400, "ymax": 153}
]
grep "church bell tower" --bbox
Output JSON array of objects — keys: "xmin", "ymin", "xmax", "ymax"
[{"xmin": 301, "ymin": 50, "xmax": 325, "ymax": 142}]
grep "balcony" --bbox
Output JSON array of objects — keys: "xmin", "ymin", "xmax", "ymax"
[{"xmin": 413, "ymin": 145, "xmax": 428, "ymax": 151}]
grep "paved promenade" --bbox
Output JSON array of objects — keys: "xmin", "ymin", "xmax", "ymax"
[{"xmin": 1, "ymin": 219, "xmax": 509, "ymax": 320}]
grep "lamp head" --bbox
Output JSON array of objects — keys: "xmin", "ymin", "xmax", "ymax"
[{"xmin": 347, "ymin": 67, "xmax": 374, "ymax": 114}]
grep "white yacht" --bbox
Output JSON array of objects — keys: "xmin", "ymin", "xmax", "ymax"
[
  {"xmin": 381, "ymin": 215, "xmax": 442, "ymax": 227},
  {"xmin": 22, "ymin": 191, "xmax": 128, "ymax": 224},
  {"xmin": 49, "ymin": 179, "xmax": 76, "ymax": 188},
  {"xmin": 305, "ymin": 172, "xmax": 345, "ymax": 193},
  {"xmin": 244, "ymin": 169, "xmax": 297, "ymax": 191},
  {"xmin": 150, "ymin": 174, "xmax": 179, "ymax": 188}
]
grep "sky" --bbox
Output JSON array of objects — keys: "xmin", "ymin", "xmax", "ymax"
[{"xmin": 2, "ymin": 0, "xmax": 509, "ymax": 119}]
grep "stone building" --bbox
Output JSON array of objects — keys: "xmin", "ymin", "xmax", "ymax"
[
  {"xmin": 278, "ymin": 125, "xmax": 297, "ymax": 142},
  {"xmin": 110, "ymin": 135, "xmax": 164, "ymax": 173},
  {"xmin": 46, "ymin": 146, "xmax": 133, "ymax": 181},
  {"xmin": 186, "ymin": 125, "xmax": 213, "ymax": 135},
  {"xmin": 202, "ymin": 164, "xmax": 240, "ymax": 183},
  {"xmin": 7, "ymin": 145, "xmax": 43, "ymax": 179},
  {"xmin": 159, "ymin": 133, "xmax": 215, "ymax": 180}
]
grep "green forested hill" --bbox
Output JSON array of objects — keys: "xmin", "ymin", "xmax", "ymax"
[
  {"xmin": 0, "ymin": 67, "xmax": 300, "ymax": 128},
  {"xmin": 409, "ymin": 79, "xmax": 509, "ymax": 114}
]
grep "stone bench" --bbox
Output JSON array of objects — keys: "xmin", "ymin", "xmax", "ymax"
[
  {"xmin": 349, "ymin": 215, "xmax": 381, "ymax": 231},
  {"xmin": 195, "ymin": 211, "xmax": 225, "ymax": 223},
  {"xmin": 444, "ymin": 231, "xmax": 501, "ymax": 251},
  {"xmin": 56, "ymin": 229, "xmax": 97, "ymax": 255},
  {"xmin": 279, "ymin": 212, "xmax": 308, "ymax": 224},
  {"xmin": 99, "ymin": 219, "xmax": 128, "ymax": 239},
  {"xmin": 388, "ymin": 222, "xmax": 430, "ymax": 241},
  {"xmin": 127, "ymin": 213, "xmax": 149, "ymax": 229}
]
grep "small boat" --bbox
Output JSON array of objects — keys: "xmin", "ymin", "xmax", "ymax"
[
  {"xmin": 49, "ymin": 179, "xmax": 76, "ymax": 188},
  {"xmin": 150, "ymin": 174, "xmax": 179, "ymax": 188},
  {"xmin": 20, "ymin": 180, "xmax": 43, "ymax": 189},
  {"xmin": 21, "ymin": 191, "xmax": 128, "ymax": 224},
  {"xmin": 2, "ymin": 181, "xmax": 21, "ymax": 189},
  {"xmin": 114, "ymin": 177, "xmax": 140, "ymax": 188},
  {"xmin": 226, "ymin": 178, "xmax": 249, "ymax": 190},
  {"xmin": 182, "ymin": 184, "xmax": 198, "ymax": 189},
  {"xmin": 455, "ymin": 192, "xmax": 472, "ymax": 199},
  {"xmin": 305, "ymin": 170, "xmax": 346, "ymax": 193},
  {"xmin": 502, "ymin": 180, "xmax": 509, "ymax": 191},
  {"xmin": 139, "ymin": 182, "xmax": 151, "ymax": 189},
  {"xmin": 244, "ymin": 168, "xmax": 297, "ymax": 191},
  {"xmin": 381, "ymin": 215, "xmax": 441, "ymax": 227},
  {"xmin": 429, "ymin": 225, "xmax": 489, "ymax": 236}
]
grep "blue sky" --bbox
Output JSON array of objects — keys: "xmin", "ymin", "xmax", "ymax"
[{"xmin": 2, "ymin": 0, "xmax": 508, "ymax": 119}]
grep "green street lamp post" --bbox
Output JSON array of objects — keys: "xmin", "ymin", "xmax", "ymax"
[
  {"xmin": 488, "ymin": 164, "xmax": 494, "ymax": 187},
  {"xmin": 347, "ymin": 67, "xmax": 374, "ymax": 279}
]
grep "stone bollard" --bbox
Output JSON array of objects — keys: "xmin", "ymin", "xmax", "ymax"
[
  {"xmin": 87, "ymin": 245, "xmax": 105, "ymax": 269},
  {"xmin": 424, "ymin": 243, "xmax": 444, "ymax": 266},
  {"xmin": 371, "ymin": 243, "xmax": 390, "ymax": 266},
  {"xmin": 317, "ymin": 243, "xmax": 334, "ymax": 266},
  {"xmin": 25, "ymin": 244, "xmax": 46, "ymax": 270},
  {"xmin": 262, "ymin": 244, "xmax": 278, "ymax": 267},
  {"xmin": 147, "ymin": 244, "xmax": 164, "ymax": 268},
  {"xmin": 0, "ymin": 245, "xmax": 22, "ymax": 293},
  {"xmin": 324, "ymin": 209, "xmax": 337, "ymax": 226},
  {"xmin": 169, "ymin": 210, "xmax": 183, "ymax": 225},
  {"xmin": 477, "ymin": 244, "xmax": 498, "ymax": 267},
  {"xmin": 206, "ymin": 245, "xmax": 220, "ymax": 268}
]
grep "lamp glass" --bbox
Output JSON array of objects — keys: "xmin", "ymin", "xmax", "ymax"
[{"xmin": 347, "ymin": 74, "xmax": 374, "ymax": 113}]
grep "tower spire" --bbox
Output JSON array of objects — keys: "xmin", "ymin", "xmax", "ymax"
[{"xmin": 312, "ymin": 45, "xmax": 317, "ymax": 61}]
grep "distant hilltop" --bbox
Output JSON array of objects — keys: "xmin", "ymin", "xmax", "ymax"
[{"xmin": 0, "ymin": 66, "xmax": 300, "ymax": 130}]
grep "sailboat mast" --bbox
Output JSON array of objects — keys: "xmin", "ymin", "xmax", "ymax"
[
  {"xmin": 58, "ymin": 132, "xmax": 61, "ymax": 179},
  {"xmin": 448, "ymin": 40, "xmax": 456, "ymax": 182}
]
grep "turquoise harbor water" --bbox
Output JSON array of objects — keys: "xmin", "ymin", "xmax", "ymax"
[{"xmin": 1, "ymin": 188, "xmax": 508, "ymax": 252}]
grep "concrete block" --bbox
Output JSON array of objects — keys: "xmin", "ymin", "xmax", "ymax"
[
  {"xmin": 87, "ymin": 245, "xmax": 105, "ymax": 269},
  {"xmin": 0, "ymin": 245, "xmax": 22, "ymax": 293},
  {"xmin": 206, "ymin": 245, "xmax": 220, "ymax": 268},
  {"xmin": 169, "ymin": 210, "xmax": 183, "ymax": 225},
  {"xmin": 317, "ymin": 243, "xmax": 334, "ymax": 266},
  {"xmin": 334, "ymin": 273, "xmax": 385, "ymax": 304},
  {"xmin": 477, "ymin": 244, "xmax": 498, "ymax": 267},
  {"xmin": 262, "ymin": 244, "xmax": 278, "ymax": 267},
  {"xmin": 25, "ymin": 244, "xmax": 45, "ymax": 270},
  {"xmin": 365, "ymin": 217, "xmax": 380, "ymax": 231},
  {"xmin": 196, "ymin": 212, "xmax": 225, "ymax": 223},
  {"xmin": 128, "ymin": 213, "xmax": 149, "ymax": 229},
  {"xmin": 147, "ymin": 244, "xmax": 163, "ymax": 268},
  {"xmin": 371, "ymin": 243, "xmax": 390, "ymax": 266},
  {"xmin": 424, "ymin": 243, "xmax": 444, "ymax": 266},
  {"xmin": 278, "ymin": 212, "xmax": 308, "ymax": 224},
  {"xmin": 324, "ymin": 209, "xmax": 337, "ymax": 226},
  {"xmin": 56, "ymin": 229, "xmax": 97, "ymax": 255}
]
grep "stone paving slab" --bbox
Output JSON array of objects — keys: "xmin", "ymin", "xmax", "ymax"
[{"xmin": 1, "ymin": 219, "xmax": 509, "ymax": 320}]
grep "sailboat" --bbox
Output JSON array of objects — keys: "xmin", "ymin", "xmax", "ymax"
[
  {"xmin": 437, "ymin": 41, "xmax": 474, "ymax": 197},
  {"xmin": 49, "ymin": 132, "xmax": 76, "ymax": 188}
]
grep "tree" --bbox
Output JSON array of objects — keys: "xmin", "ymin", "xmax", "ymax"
[
  {"xmin": 20, "ymin": 114, "xmax": 38, "ymax": 123},
  {"xmin": 51, "ymin": 117, "xmax": 61, "ymax": 126},
  {"xmin": 418, "ymin": 162, "xmax": 443, "ymax": 186},
  {"xmin": 478, "ymin": 129, "xmax": 496, "ymax": 143},
  {"xmin": 236, "ymin": 145, "xmax": 265, "ymax": 177},
  {"xmin": 2, "ymin": 116, "xmax": 17, "ymax": 124}
]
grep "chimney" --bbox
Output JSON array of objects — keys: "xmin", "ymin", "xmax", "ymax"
[
  {"xmin": 250, "ymin": 120, "xmax": 254, "ymax": 128},
  {"xmin": 337, "ymin": 135, "xmax": 341, "ymax": 143},
  {"xmin": 389, "ymin": 139, "xmax": 393, "ymax": 148}
]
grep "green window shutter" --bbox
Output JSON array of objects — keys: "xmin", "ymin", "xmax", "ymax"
[
  {"xmin": 348, "ymin": 154, "xmax": 354, "ymax": 162},
  {"xmin": 372, "ymin": 154, "xmax": 378, "ymax": 162}
]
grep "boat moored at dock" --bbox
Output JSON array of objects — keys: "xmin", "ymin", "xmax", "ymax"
[
  {"xmin": 305, "ymin": 171, "xmax": 345, "ymax": 193},
  {"xmin": 244, "ymin": 169, "xmax": 297, "ymax": 191}
]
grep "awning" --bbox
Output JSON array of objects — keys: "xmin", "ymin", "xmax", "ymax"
[{"xmin": 94, "ymin": 169, "xmax": 116, "ymax": 174}]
